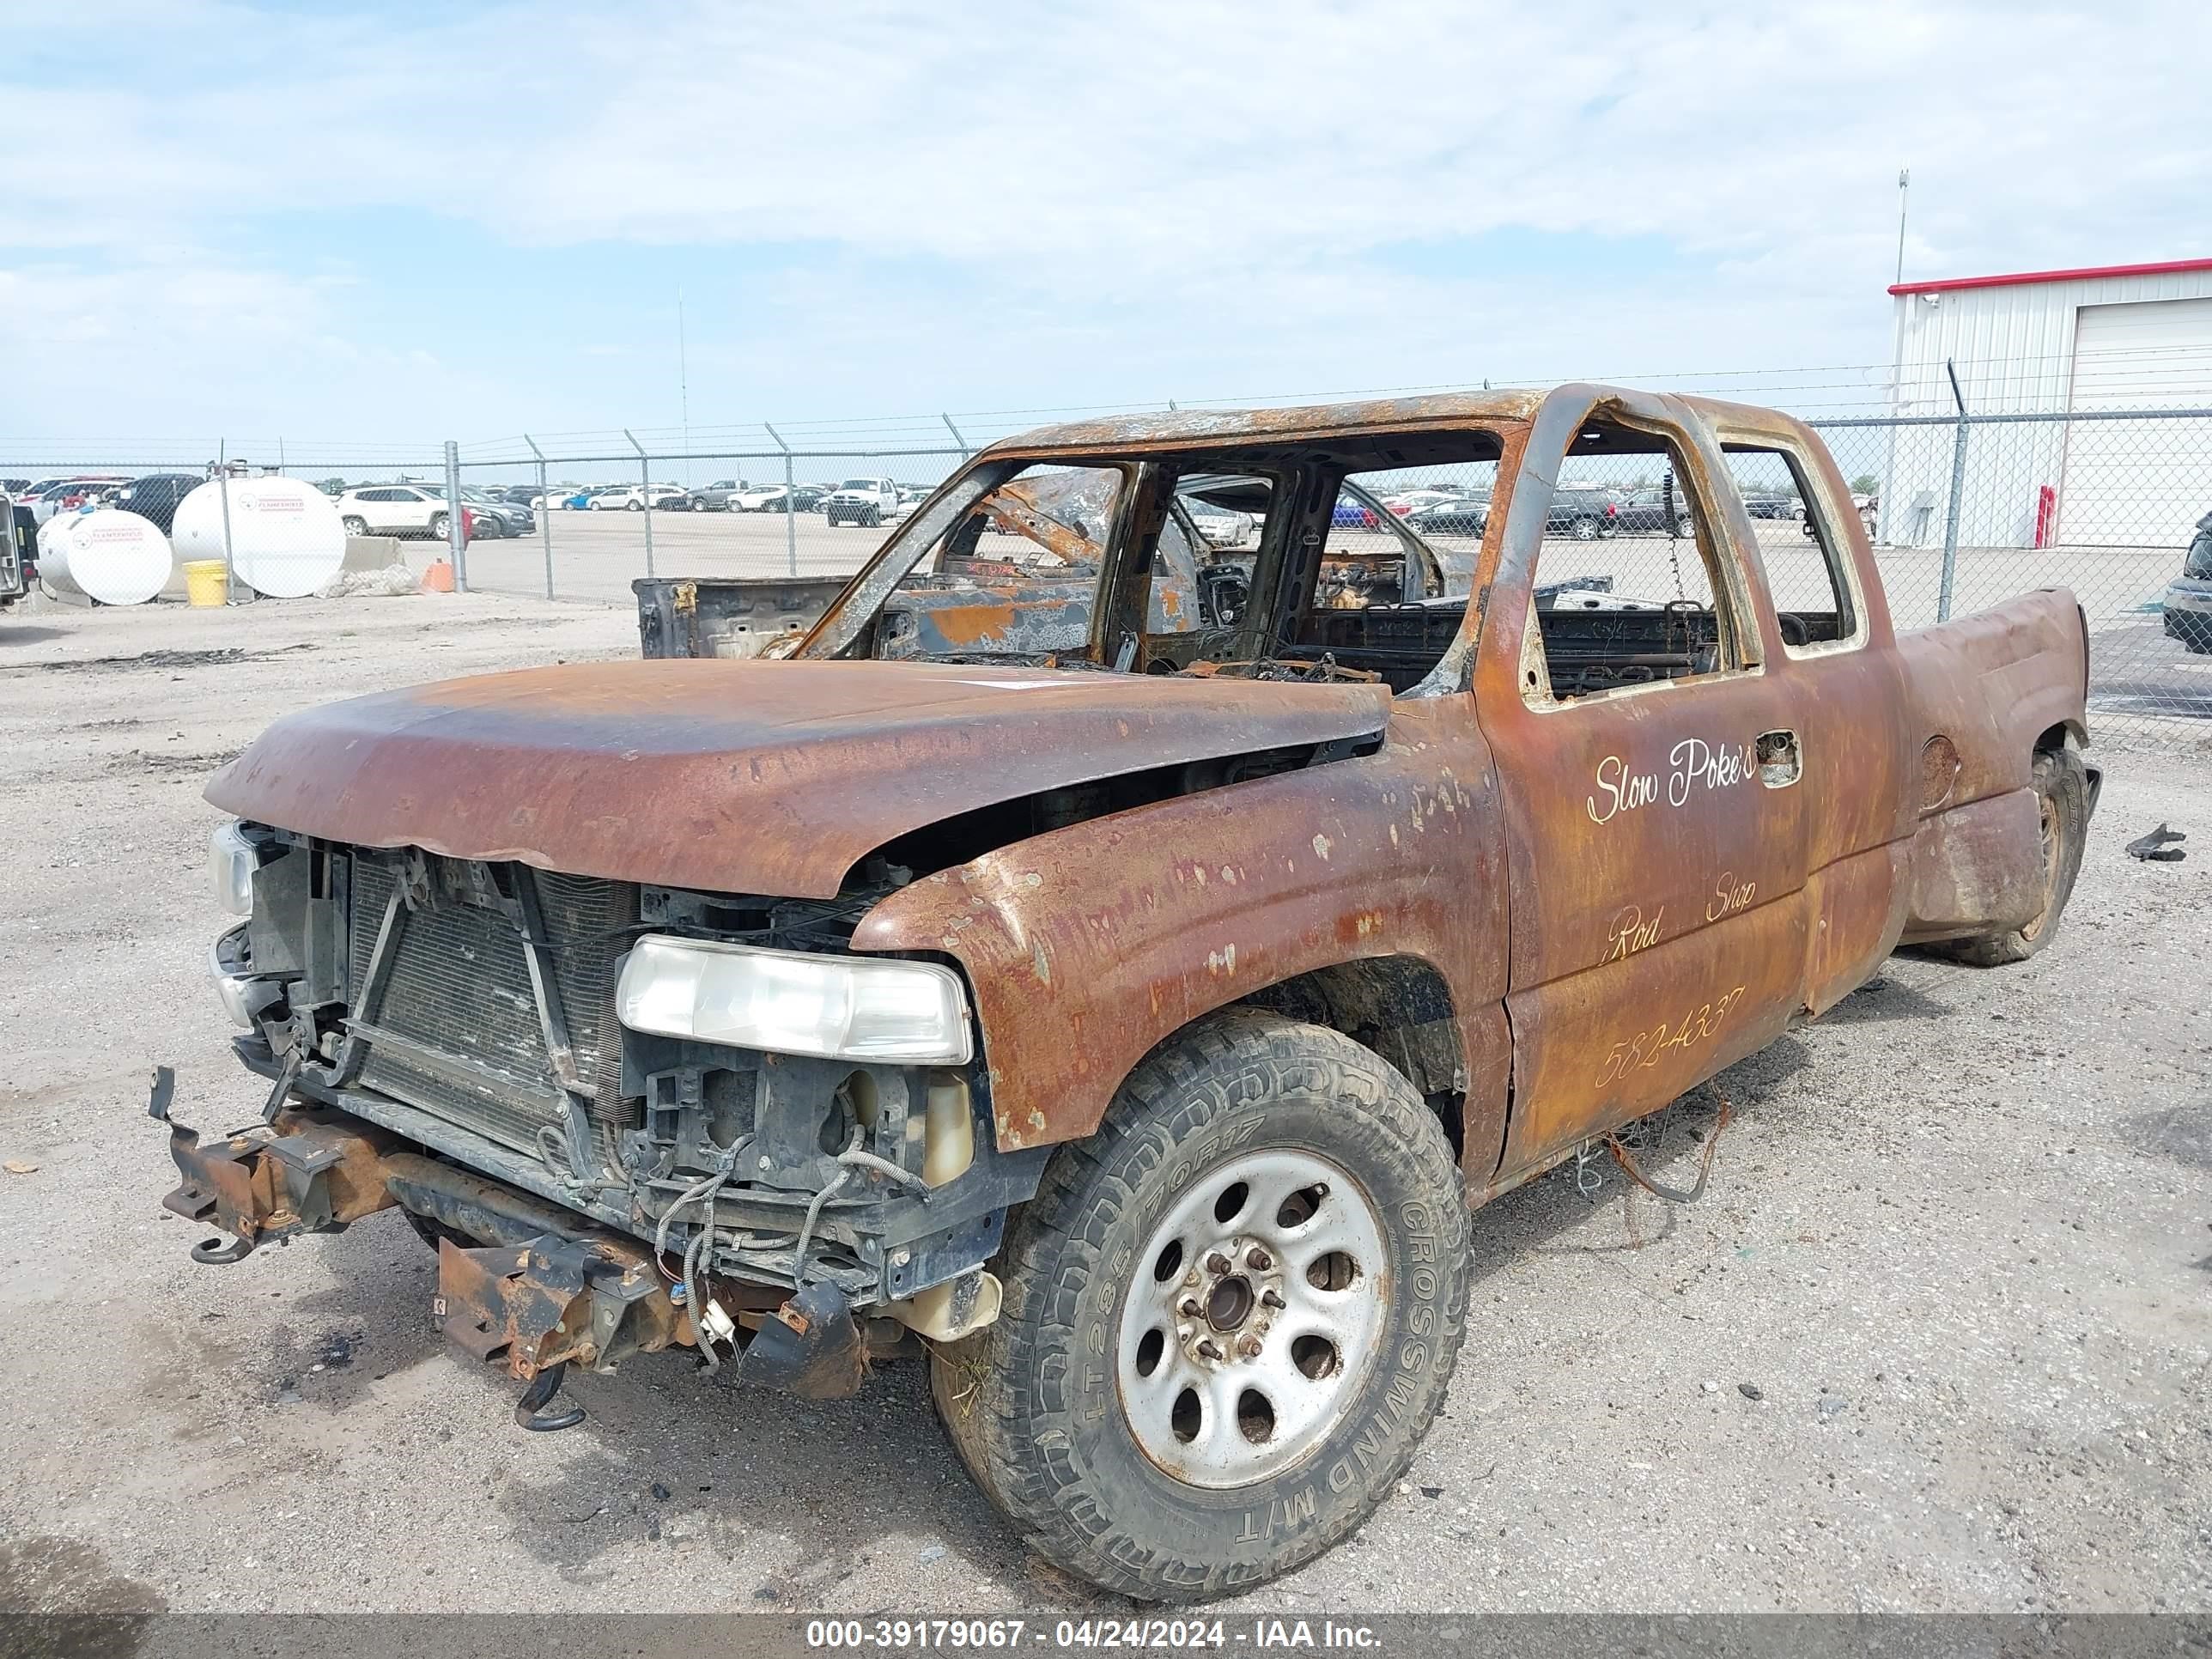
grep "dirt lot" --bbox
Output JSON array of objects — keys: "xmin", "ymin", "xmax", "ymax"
[{"xmin": 1, "ymin": 587, "xmax": 2207, "ymax": 1616}]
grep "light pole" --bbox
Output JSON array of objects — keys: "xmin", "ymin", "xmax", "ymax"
[{"xmin": 1894, "ymin": 167, "xmax": 1911, "ymax": 286}]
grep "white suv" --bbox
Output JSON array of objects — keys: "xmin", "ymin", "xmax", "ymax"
[
  {"xmin": 823, "ymin": 477, "xmax": 901, "ymax": 528},
  {"xmin": 337, "ymin": 484, "xmax": 466, "ymax": 541},
  {"xmin": 594, "ymin": 484, "xmax": 686, "ymax": 512}
]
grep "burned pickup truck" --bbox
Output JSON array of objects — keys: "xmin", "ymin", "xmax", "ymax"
[{"xmin": 169, "ymin": 385, "xmax": 2097, "ymax": 1601}]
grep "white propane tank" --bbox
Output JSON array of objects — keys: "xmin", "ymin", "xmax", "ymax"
[
  {"xmin": 35, "ymin": 513, "xmax": 78, "ymax": 599},
  {"xmin": 40, "ymin": 509, "xmax": 175, "ymax": 605},
  {"xmin": 172, "ymin": 477, "xmax": 345, "ymax": 599}
]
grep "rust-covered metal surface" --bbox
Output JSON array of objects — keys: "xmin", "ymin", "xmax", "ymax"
[
  {"xmin": 854, "ymin": 693, "xmax": 1515, "ymax": 1164},
  {"xmin": 204, "ymin": 380, "xmax": 2093, "ymax": 1215},
  {"xmin": 161, "ymin": 1107, "xmax": 403, "ymax": 1246},
  {"xmin": 206, "ymin": 659, "xmax": 1391, "ymax": 900},
  {"xmin": 436, "ymin": 1231, "xmax": 687, "ymax": 1382}
]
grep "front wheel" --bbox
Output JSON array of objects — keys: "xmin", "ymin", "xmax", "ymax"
[
  {"xmin": 426, "ymin": 512, "xmax": 448, "ymax": 540},
  {"xmin": 933, "ymin": 1009, "xmax": 1468, "ymax": 1601},
  {"xmin": 1941, "ymin": 745, "xmax": 2089, "ymax": 966}
]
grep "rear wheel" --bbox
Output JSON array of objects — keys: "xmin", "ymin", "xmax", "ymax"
[
  {"xmin": 341, "ymin": 516, "xmax": 368, "ymax": 538},
  {"xmin": 1942, "ymin": 745, "xmax": 2089, "ymax": 966},
  {"xmin": 427, "ymin": 511, "xmax": 448, "ymax": 540},
  {"xmin": 931, "ymin": 1009, "xmax": 1468, "ymax": 1601},
  {"xmin": 1570, "ymin": 515, "xmax": 1600, "ymax": 541}
]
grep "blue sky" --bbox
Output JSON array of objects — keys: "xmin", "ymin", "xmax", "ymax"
[{"xmin": 3, "ymin": 0, "xmax": 2206, "ymax": 461}]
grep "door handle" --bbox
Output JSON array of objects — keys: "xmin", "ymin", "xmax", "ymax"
[{"xmin": 1755, "ymin": 729, "xmax": 1802, "ymax": 787}]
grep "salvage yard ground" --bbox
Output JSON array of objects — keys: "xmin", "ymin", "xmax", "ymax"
[{"xmin": 1, "ymin": 590, "xmax": 2206, "ymax": 1614}]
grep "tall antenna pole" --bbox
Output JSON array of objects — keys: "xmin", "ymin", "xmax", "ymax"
[
  {"xmin": 677, "ymin": 290, "xmax": 690, "ymax": 484},
  {"xmin": 1894, "ymin": 167, "xmax": 1911, "ymax": 286}
]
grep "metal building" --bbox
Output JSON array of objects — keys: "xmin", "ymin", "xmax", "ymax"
[{"xmin": 1882, "ymin": 258, "xmax": 2212, "ymax": 549}]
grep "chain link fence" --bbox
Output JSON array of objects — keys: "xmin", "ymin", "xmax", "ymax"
[{"xmin": 9, "ymin": 404, "xmax": 2209, "ymax": 746}]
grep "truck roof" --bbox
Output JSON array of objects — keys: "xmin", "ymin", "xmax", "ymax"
[{"xmin": 987, "ymin": 383, "xmax": 1807, "ymax": 456}]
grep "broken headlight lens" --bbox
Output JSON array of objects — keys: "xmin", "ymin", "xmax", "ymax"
[
  {"xmin": 616, "ymin": 935, "xmax": 973, "ymax": 1065},
  {"xmin": 209, "ymin": 819, "xmax": 257, "ymax": 915}
]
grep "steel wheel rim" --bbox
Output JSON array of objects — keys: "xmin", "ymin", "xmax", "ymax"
[{"xmin": 1115, "ymin": 1147, "xmax": 1387, "ymax": 1489}]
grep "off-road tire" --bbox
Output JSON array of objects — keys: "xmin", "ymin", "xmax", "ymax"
[
  {"xmin": 930, "ymin": 1008, "xmax": 1468, "ymax": 1601},
  {"xmin": 1942, "ymin": 745, "xmax": 2090, "ymax": 966}
]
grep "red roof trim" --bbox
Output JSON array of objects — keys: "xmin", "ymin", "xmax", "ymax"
[{"xmin": 1889, "ymin": 258, "xmax": 2212, "ymax": 296}]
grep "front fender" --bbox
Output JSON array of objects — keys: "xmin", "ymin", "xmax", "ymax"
[{"xmin": 851, "ymin": 698, "xmax": 1510, "ymax": 1156}]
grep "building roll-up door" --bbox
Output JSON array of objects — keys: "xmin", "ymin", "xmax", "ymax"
[{"xmin": 2060, "ymin": 295, "xmax": 2212, "ymax": 547}]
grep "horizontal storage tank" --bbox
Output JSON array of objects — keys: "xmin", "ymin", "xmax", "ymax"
[
  {"xmin": 172, "ymin": 477, "xmax": 345, "ymax": 599},
  {"xmin": 38, "ymin": 509, "xmax": 174, "ymax": 606}
]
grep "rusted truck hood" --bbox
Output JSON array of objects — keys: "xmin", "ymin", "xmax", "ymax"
[{"xmin": 204, "ymin": 659, "xmax": 1391, "ymax": 899}]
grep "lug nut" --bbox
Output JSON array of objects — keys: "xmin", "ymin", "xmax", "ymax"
[
  {"xmin": 1237, "ymin": 1335, "xmax": 1263, "ymax": 1358},
  {"xmin": 1261, "ymin": 1287, "xmax": 1286, "ymax": 1310},
  {"xmin": 1246, "ymin": 1247, "xmax": 1272, "ymax": 1271},
  {"xmin": 1206, "ymin": 1252, "xmax": 1232, "ymax": 1275},
  {"xmin": 1197, "ymin": 1339, "xmax": 1224, "ymax": 1361}
]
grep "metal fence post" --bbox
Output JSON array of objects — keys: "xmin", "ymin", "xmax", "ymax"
[
  {"xmin": 1936, "ymin": 360, "xmax": 1967, "ymax": 623},
  {"xmin": 216, "ymin": 440, "xmax": 238, "ymax": 605},
  {"xmin": 526, "ymin": 434, "xmax": 552, "ymax": 599},
  {"xmin": 443, "ymin": 440, "xmax": 469, "ymax": 592},
  {"xmin": 766, "ymin": 423, "xmax": 795, "ymax": 577},
  {"xmin": 942, "ymin": 413, "xmax": 969, "ymax": 459},
  {"xmin": 625, "ymin": 428, "xmax": 653, "ymax": 578}
]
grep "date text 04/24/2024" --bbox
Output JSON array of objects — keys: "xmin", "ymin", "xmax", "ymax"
[{"xmin": 804, "ymin": 1619, "xmax": 1382, "ymax": 1650}]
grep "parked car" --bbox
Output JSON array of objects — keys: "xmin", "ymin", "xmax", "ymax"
[
  {"xmin": 1404, "ymin": 496, "xmax": 1489, "ymax": 537},
  {"xmin": 732, "ymin": 485, "xmax": 790, "ymax": 513},
  {"xmin": 0, "ymin": 501, "xmax": 27, "ymax": 610},
  {"xmin": 1332, "ymin": 496, "xmax": 1379, "ymax": 530},
  {"xmin": 2163, "ymin": 509, "xmax": 2212, "ymax": 653},
  {"xmin": 498, "ymin": 485, "xmax": 543, "ymax": 507},
  {"xmin": 1740, "ymin": 491, "xmax": 1802, "ymax": 520},
  {"xmin": 457, "ymin": 488, "xmax": 533, "ymax": 538},
  {"xmin": 683, "ymin": 479, "xmax": 747, "ymax": 512},
  {"xmin": 595, "ymin": 485, "xmax": 687, "ymax": 512},
  {"xmin": 1180, "ymin": 494, "xmax": 1253, "ymax": 549},
  {"xmin": 182, "ymin": 383, "xmax": 2098, "ymax": 1604},
  {"xmin": 823, "ymin": 477, "xmax": 902, "ymax": 527},
  {"xmin": 110, "ymin": 473, "xmax": 204, "ymax": 534},
  {"xmin": 1612, "ymin": 483, "xmax": 1696, "ymax": 538},
  {"xmin": 335, "ymin": 484, "xmax": 468, "ymax": 541},
  {"xmin": 27, "ymin": 477, "xmax": 131, "ymax": 524},
  {"xmin": 1547, "ymin": 486, "xmax": 1619, "ymax": 540}
]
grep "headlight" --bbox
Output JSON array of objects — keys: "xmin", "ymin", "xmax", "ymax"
[
  {"xmin": 209, "ymin": 820, "xmax": 257, "ymax": 915},
  {"xmin": 617, "ymin": 935, "xmax": 973, "ymax": 1065}
]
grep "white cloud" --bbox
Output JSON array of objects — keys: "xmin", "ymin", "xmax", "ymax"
[{"xmin": 2, "ymin": 0, "xmax": 2207, "ymax": 442}]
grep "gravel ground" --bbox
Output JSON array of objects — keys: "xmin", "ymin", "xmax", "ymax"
[{"xmin": 0, "ymin": 588, "xmax": 2206, "ymax": 1617}]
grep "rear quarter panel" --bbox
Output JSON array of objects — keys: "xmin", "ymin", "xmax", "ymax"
[{"xmin": 1894, "ymin": 588, "xmax": 2088, "ymax": 940}]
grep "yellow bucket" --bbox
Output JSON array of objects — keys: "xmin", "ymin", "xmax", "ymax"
[{"xmin": 182, "ymin": 560, "xmax": 228, "ymax": 607}]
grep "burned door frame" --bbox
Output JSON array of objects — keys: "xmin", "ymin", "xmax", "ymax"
[
  {"xmin": 1710, "ymin": 413, "xmax": 1917, "ymax": 1012},
  {"xmin": 1468, "ymin": 387, "xmax": 1815, "ymax": 1183}
]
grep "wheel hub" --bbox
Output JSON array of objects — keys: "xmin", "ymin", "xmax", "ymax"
[{"xmin": 1115, "ymin": 1149, "xmax": 1385, "ymax": 1488}]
